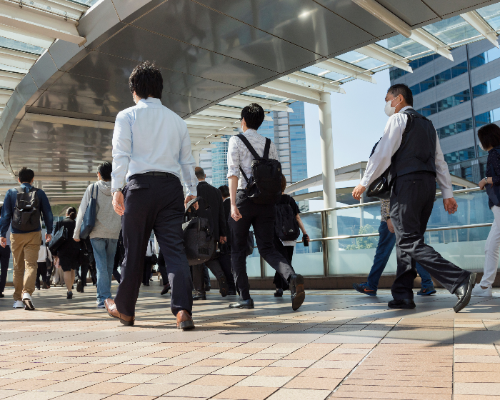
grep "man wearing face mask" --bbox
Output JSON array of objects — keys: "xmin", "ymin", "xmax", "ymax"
[{"xmin": 352, "ymin": 84, "xmax": 475, "ymax": 313}]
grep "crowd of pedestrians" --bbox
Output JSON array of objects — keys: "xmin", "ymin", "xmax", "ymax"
[{"xmin": 1, "ymin": 62, "xmax": 499, "ymax": 326}]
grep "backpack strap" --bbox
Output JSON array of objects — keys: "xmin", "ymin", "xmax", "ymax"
[
  {"xmin": 263, "ymin": 138, "xmax": 271, "ymax": 160},
  {"xmin": 237, "ymin": 134, "xmax": 261, "ymax": 160}
]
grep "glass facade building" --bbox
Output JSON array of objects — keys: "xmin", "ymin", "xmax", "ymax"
[{"xmin": 389, "ymin": 38, "xmax": 500, "ymax": 183}]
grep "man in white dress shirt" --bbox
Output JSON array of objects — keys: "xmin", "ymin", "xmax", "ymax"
[
  {"xmin": 352, "ymin": 84, "xmax": 475, "ymax": 313},
  {"xmin": 227, "ymin": 103, "xmax": 305, "ymax": 311}
]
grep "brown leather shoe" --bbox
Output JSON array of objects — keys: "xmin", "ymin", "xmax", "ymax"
[
  {"xmin": 104, "ymin": 298, "xmax": 134, "ymax": 326},
  {"xmin": 176, "ymin": 310, "xmax": 195, "ymax": 330}
]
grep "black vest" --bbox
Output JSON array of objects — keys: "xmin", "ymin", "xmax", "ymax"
[{"xmin": 389, "ymin": 108, "xmax": 437, "ymax": 184}]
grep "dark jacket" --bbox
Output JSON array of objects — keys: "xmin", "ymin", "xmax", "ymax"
[
  {"xmin": 196, "ymin": 181, "xmax": 226, "ymax": 241},
  {"xmin": 54, "ymin": 217, "xmax": 80, "ymax": 258}
]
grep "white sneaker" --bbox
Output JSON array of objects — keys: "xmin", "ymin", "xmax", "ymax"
[
  {"xmin": 22, "ymin": 293, "xmax": 35, "ymax": 310},
  {"xmin": 471, "ymin": 283, "xmax": 492, "ymax": 297},
  {"xmin": 13, "ymin": 300, "xmax": 24, "ymax": 308}
]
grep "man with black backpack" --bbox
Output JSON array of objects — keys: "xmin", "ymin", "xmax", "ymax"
[
  {"xmin": 227, "ymin": 103, "xmax": 305, "ymax": 311},
  {"xmin": 0, "ymin": 167, "xmax": 53, "ymax": 310}
]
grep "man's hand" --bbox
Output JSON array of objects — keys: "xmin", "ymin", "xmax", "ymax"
[
  {"xmin": 74, "ymin": 238, "xmax": 80, "ymax": 242},
  {"xmin": 443, "ymin": 198, "xmax": 458, "ymax": 214},
  {"xmin": 352, "ymin": 184, "xmax": 366, "ymax": 201},
  {"xmin": 0, "ymin": 237, "xmax": 6, "ymax": 248},
  {"xmin": 113, "ymin": 191, "xmax": 125, "ymax": 216},
  {"xmin": 220, "ymin": 236, "xmax": 227, "ymax": 244},
  {"xmin": 231, "ymin": 204, "xmax": 242, "ymax": 222},
  {"xmin": 479, "ymin": 178, "xmax": 487, "ymax": 190},
  {"xmin": 386, "ymin": 218, "xmax": 395, "ymax": 233},
  {"xmin": 184, "ymin": 195, "xmax": 199, "ymax": 210},
  {"xmin": 45, "ymin": 234, "xmax": 52, "ymax": 243}
]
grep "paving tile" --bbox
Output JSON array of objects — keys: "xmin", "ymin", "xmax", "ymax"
[
  {"xmin": 284, "ymin": 377, "xmax": 340, "ymax": 390},
  {"xmin": 213, "ymin": 386, "xmax": 278, "ymax": 400},
  {"xmin": 212, "ymin": 366, "xmax": 262, "ymax": 376},
  {"xmin": 236, "ymin": 376, "xmax": 293, "ymax": 387},
  {"xmin": 191, "ymin": 375, "xmax": 246, "ymax": 386},
  {"xmin": 455, "ymin": 382, "xmax": 500, "ymax": 395},
  {"xmin": 266, "ymin": 388, "xmax": 331, "ymax": 400},
  {"xmin": 166, "ymin": 384, "xmax": 228, "ymax": 398},
  {"xmin": 119, "ymin": 383, "xmax": 181, "ymax": 396},
  {"xmin": 77, "ymin": 382, "xmax": 138, "ymax": 394}
]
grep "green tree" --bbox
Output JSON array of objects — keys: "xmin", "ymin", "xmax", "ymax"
[{"xmin": 346, "ymin": 224, "xmax": 378, "ymax": 250}]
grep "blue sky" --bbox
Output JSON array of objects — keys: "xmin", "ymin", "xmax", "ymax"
[{"xmin": 304, "ymin": 69, "xmax": 391, "ymax": 209}]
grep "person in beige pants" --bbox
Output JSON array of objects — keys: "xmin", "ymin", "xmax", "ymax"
[{"xmin": 11, "ymin": 231, "xmax": 42, "ymax": 301}]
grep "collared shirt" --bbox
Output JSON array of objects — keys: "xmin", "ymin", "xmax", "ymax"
[
  {"xmin": 227, "ymin": 129, "xmax": 279, "ymax": 189},
  {"xmin": 111, "ymin": 98, "xmax": 198, "ymax": 196},
  {"xmin": 360, "ymin": 106, "xmax": 453, "ymax": 199},
  {"xmin": 0, "ymin": 183, "xmax": 53, "ymax": 237}
]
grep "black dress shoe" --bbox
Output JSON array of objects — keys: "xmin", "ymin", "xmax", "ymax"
[
  {"xmin": 193, "ymin": 292, "xmax": 206, "ymax": 301},
  {"xmin": 289, "ymin": 274, "xmax": 305, "ymax": 311},
  {"xmin": 0, "ymin": 293, "xmax": 4, "ymax": 298},
  {"xmin": 204, "ymin": 284, "xmax": 211, "ymax": 292},
  {"xmin": 388, "ymin": 299, "xmax": 416, "ymax": 309},
  {"xmin": 76, "ymin": 279, "xmax": 84, "ymax": 293},
  {"xmin": 218, "ymin": 275, "xmax": 229, "ymax": 298},
  {"xmin": 454, "ymin": 272, "xmax": 477, "ymax": 313},
  {"xmin": 274, "ymin": 288, "xmax": 283, "ymax": 297},
  {"xmin": 161, "ymin": 284, "xmax": 171, "ymax": 296},
  {"xmin": 67, "ymin": 291, "xmax": 73, "ymax": 300},
  {"xmin": 229, "ymin": 298, "xmax": 254, "ymax": 309}
]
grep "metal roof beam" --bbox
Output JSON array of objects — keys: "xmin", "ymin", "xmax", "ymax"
[
  {"xmin": 24, "ymin": 113, "xmax": 115, "ymax": 129},
  {"xmin": 461, "ymin": 10, "xmax": 499, "ymax": 48},
  {"xmin": 219, "ymin": 96, "xmax": 293, "ymax": 112},
  {"xmin": 0, "ymin": 47, "xmax": 38, "ymax": 70},
  {"xmin": 356, "ymin": 44, "xmax": 413, "ymax": 72},
  {"xmin": 0, "ymin": 23, "xmax": 54, "ymax": 48},
  {"xmin": 282, "ymin": 71, "xmax": 346, "ymax": 93},
  {"xmin": 0, "ymin": 2, "xmax": 86, "ymax": 46},
  {"xmin": 0, "ymin": 70, "xmax": 23, "ymax": 90},
  {"xmin": 315, "ymin": 59, "xmax": 376, "ymax": 83},
  {"xmin": 352, "ymin": 0, "xmax": 453, "ymax": 61}
]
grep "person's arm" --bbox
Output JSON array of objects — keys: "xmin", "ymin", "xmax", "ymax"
[
  {"xmin": 227, "ymin": 137, "xmax": 242, "ymax": 221},
  {"xmin": 217, "ymin": 190, "xmax": 227, "ymax": 242},
  {"xmin": 434, "ymin": 135, "xmax": 458, "ymax": 214},
  {"xmin": 296, "ymin": 215, "xmax": 307, "ymax": 236},
  {"xmin": 0, "ymin": 191, "xmax": 13, "ymax": 246},
  {"xmin": 353, "ymin": 114, "xmax": 406, "ymax": 200},
  {"xmin": 38, "ymin": 190, "xmax": 53, "ymax": 240},
  {"xmin": 73, "ymin": 185, "xmax": 92, "ymax": 241},
  {"xmin": 179, "ymin": 122, "xmax": 198, "ymax": 200}
]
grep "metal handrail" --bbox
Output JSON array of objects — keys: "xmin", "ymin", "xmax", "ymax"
[
  {"xmin": 299, "ymin": 186, "xmax": 484, "ymax": 216},
  {"xmin": 302, "ymin": 222, "xmax": 493, "ymax": 243}
]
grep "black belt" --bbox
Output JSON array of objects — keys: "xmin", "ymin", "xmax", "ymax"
[{"xmin": 130, "ymin": 172, "xmax": 176, "ymax": 179}]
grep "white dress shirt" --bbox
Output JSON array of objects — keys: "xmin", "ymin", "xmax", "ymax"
[
  {"xmin": 111, "ymin": 98, "xmax": 198, "ymax": 196},
  {"xmin": 227, "ymin": 129, "xmax": 279, "ymax": 190},
  {"xmin": 360, "ymin": 106, "xmax": 453, "ymax": 199}
]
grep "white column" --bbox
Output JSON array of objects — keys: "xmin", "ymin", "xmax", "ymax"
[{"xmin": 318, "ymin": 91, "xmax": 339, "ymax": 274}]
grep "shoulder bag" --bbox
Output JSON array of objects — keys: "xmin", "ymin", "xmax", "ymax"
[{"xmin": 80, "ymin": 183, "xmax": 98, "ymax": 240}]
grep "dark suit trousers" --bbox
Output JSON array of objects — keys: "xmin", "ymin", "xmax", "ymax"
[
  {"xmin": 229, "ymin": 191, "xmax": 295, "ymax": 300},
  {"xmin": 390, "ymin": 172, "xmax": 470, "ymax": 300},
  {"xmin": 114, "ymin": 174, "xmax": 193, "ymax": 317},
  {"xmin": 0, "ymin": 245, "xmax": 10, "ymax": 294},
  {"xmin": 219, "ymin": 251, "xmax": 235, "ymax": 291},
  {"xmin": 192, "ymin": 258, "xmax": 225, "ymax": 293}
]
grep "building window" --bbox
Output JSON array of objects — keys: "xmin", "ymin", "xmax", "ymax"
[
  {"xmin": 470, "ymin": 47, "xmax": 500, "ymax": 70},
  {"xmin": 462, "ymin": 166, "xmax": 473, "ymax": 181},
  {"xmin": 444, "ymin": 147, "xmax": 475, "ymax": 164},
  {"xmin": 472, "ymin": 76, "xmax": 500, "ymax": 99},
  {"xmin": 417, "ymin": 89, "xmax": 470, "ymax": 116},
  {"xmin": 476, "ymin": 108, "xmax": 500, "ymax": 127},
  {"xmin": 436, "ymin": 118, "xmax": 473, "ymax": 139}
]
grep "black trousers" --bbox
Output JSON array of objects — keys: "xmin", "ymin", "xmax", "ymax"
[
  {"xmin": 77, "ymin": 263, "xmax": 89, "ymax": 286},
  {"xmin": 192, "ymin": 258, "xmax": 225, "ymax": 294},
  {"xmin": 36, "ymin": 262, "xmax": 51, "ymax": 287},
  {"xmin": 229, "ymin": 191, "xmax": 295, "ymax": 300},
  {"xmin": 219, "ymin": 251, "xmax": 236, "ymax": 291},
  {"xmin": 114, "ymin": 174, "xmax": 193, "ymax": 317},
  {"xmin": 273, "ymin": 238, "xmax": 294, "ymax": 290},
  {"xmin": 390, "ymin": 172, "xmax": 470, "ymax": 300},
  {"xmin": 143, "ymin": 257, "xmax": 153, "ymax": 285},
  {"xmin": 0, "ymin": 245, "xmax": 10, "ymax": 294}
]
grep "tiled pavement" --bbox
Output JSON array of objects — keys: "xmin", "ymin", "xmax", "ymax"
[{"xmin": 1, "ymin": 283, "xmax": 500, "ymax": 399}]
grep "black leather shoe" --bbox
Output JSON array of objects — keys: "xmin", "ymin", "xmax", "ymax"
[
  {"xmin": 76, "ymin": 279, "xmax": 84, "ymax": 293},
  {"xmin": 388, "ymin": 299, "xmax": 416, "ymax": 309},
  {"xmin": 454, "ymin": 273, "xmax": 477, "ymax": 313},
  {"xmin": 218, "ymin": 275, "xmax": 229, "ymax": 298},
  {"xmin": 161, "ymin": 284, "xmax": 171, "ymax": 296},
  {"xmin": 289, "ymin": 274, "xmax": 305, "ymax": 311},
  {"xmin": 193, "ymin": 291, "xmax": 206, "ymax": 301},
  {"xmin": 274, "ymin": 288, "xmax": 283, "ymax": 297},
  {"xmin": 229, "ymin": 298, "xmax": 254, "ymax": 309}
]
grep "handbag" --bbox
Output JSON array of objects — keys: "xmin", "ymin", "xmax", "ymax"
[
  {"xmin": 45, "ymin": 244, "xmax": 52, "ymax": 271},
  {"xmin": 48, "ymin": 225, "xmax": 68, "ymax": 253},
  {"xmin": 367, "ymin": 168, "xmax": 391, "ymax": 199},
  {"xmin": 80, "ymin": 183, "xmax": 98, "ymax": 240},
  {"xmin": 182, "ymin": 197, "xmax": 216, "ymax": 266}
]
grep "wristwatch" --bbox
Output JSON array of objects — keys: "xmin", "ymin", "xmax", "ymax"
[{"xmin": 111, "ymin": 187, "xmax": 122, "ymax": 195}]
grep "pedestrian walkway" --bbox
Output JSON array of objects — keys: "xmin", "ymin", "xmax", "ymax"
[{"xmin": 0, "ymin": 283, "xmax": 499, "ymax": 399}]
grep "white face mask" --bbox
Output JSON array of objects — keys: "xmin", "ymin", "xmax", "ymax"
[{"xmin": 384, "ymin": 99, "xmax": 397, "ymax": 117}]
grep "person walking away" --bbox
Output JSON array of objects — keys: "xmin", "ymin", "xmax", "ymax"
[
  {"xmin": 109, "ymin": 61, "xmax": 198, "ymax": 330},
  {"xmin": 473, "ymin": 124, "xmax": 500, "ymax": 297},
  {"xmin": 76, "ymin": 238, "xmax": 93, "ymax": 293},
  {"xmin": 74, "ymin": 162, "xmax": 121, "ymax": 308},
  {"xmin": 191, "ymin": 167, "xmax": 229, "ymax": 300},
  {"xmin": 54, "ymin": 208, "xmax": 80, "ymax": 300},
  {"xmin": 352, "ymin": 199, "xmax": 436, "ymax": 296},
  {"xmin": 273, "ymin": 175, "xmax": 309, "ymax": 297},
  {"xmin": 352, "ymin": 84, "xmax": 475, "ymax": 312},
  {"xmin": 218, "ymin": 184, "xmax": 236, "ymax": 295},
  {"xmin": 0, "ymin": 167, "xmax": 53, "ymax": 310},
  {"xmin": 227, "ymin": 103, "xmax": 305, "ymax": 310},
  {"xmin": 36, "ymin": 232, "xmax": 52, "ymax": 290},
  {"xmin": 0, "ymin": 207, "xmax": 12, "ymax": 298}
]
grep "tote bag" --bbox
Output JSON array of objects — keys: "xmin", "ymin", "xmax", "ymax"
[{"xmin": 80, "ymin": 183, "xmax": 98, "ymax": 240}]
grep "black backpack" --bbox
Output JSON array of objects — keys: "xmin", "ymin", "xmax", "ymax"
[
  {"xmin": 182, "ymin": 197, "xmax": 216, "ymax": 266},
  {"xmin": 12, "ymin": 186, "xmax": 41, "ymax": 232},
  {"xmin": 237, "ymin": 134, "xmax": 282, "ymax": 205},
  {"xmin": 275, "ymin": 201, "xmax": 300, "ymax": 242}
]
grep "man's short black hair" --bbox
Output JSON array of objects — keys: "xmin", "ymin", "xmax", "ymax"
[
  {"xmin": 195, "ymin": 167, "xmax": 205, "ymax": 179},
  {"xmin": 241, "ymin": 103, "xmax": 265, "ymax": 130},
  {"xmin": 218, "ymin": 185, "xmax": 229, "ymax": 198},
  {"xmin": 387, "ymin": 84, "xmax": 413, "ymax": 106},
  {"xmin": 98, "ymin": 162, "xmax": 112, "ymax": 181},
  {"xmin": 129, "ymin": 61, "xmax": 163, "ymax": 100},
  {"xmin": 18, "ymin": 167, "xmax": 34, "ymax": 183},
  {"xmin": 478, "ymin": 123, "xmax": 500, "ymax": 150}
]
